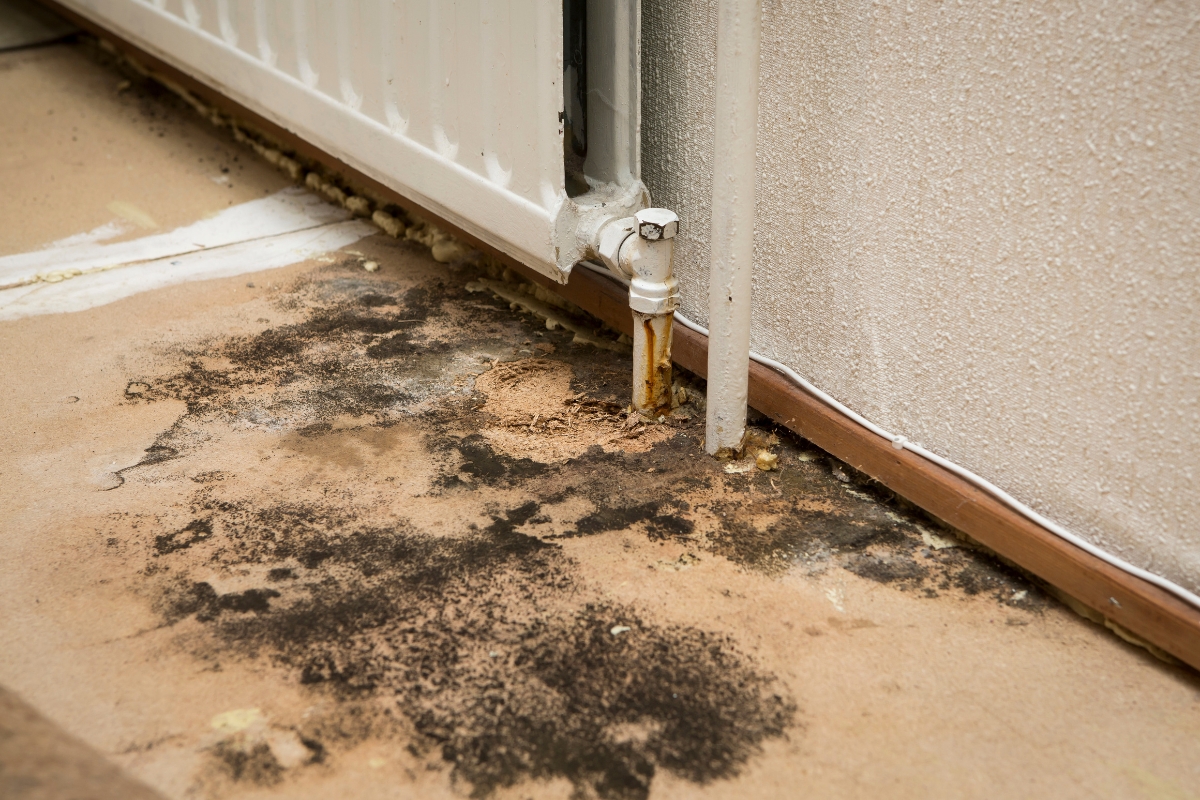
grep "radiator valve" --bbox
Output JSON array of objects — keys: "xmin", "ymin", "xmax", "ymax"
[{"xmin": 594, "ymin": 209, "xmax": 680, "ymax": 414}]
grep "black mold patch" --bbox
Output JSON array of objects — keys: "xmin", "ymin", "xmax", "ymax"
[
  {"xmin": 573, "ymin": 502, "xmax": 661, "ymax": 536},
  {"xmin": 139, "ymin": 274, "xmax": 479, "ymax": 432},
  {"xmin": 147, "ymin": 360, "xmax": 236, "ymax": 415},
  {"xmin": 211, "ymin": 740, "xmax": 282, "ymax": 786},
  {"xmin": 445, "ymin": 433, "xmax": 550, "ymax": 488},
  {"xmin": 357, "ymin": 292, "xmax": 396, "ymax": 308},
  {"xmin": 845, "ymin": 553, "xmax": 930, "ymax": 587},
  {"xmin": 707, "ymin": 505, "xmax": 909, "ymax": 577},
  {"xmin": 296, "ymin": 421, "xmax": 332, "ymax": 438},
  {"xmin": 939, "ymin": 549, "xmax": 1036, "ymax": 601},
  {"xmin": 438, "ymin": 606, "xmax": 794, "ymax": 799},
  {"xmin": 154, "ymin": 518, "xmax": 212, "ymax": 555},
  {"xmin": 396, "ymin": 285, "xmax": 433, "ymax": 320},
  {"xmin": 484, "ymin": 500, "xmax": 545, "ymax": 536},
  {"xmin": 151, "ymin": 497, "xmax": 794, "ymax": 799},
  {"xmin": 125, "ymin": 381, "xmax": 151, "ymax": 398},
  {"xmin": 165, "ymin": 582, "xmax": 281, "ymax": 623},
  {"xmin": 527, "ymin": 417, "xmax": 1045, "ymax": 609},
  {"xmin": 698, "ymin": 437, "xmax": 1047, "ymax": 608},
  {"xmin": 364, "ymin": 331, "xmax": 419, "ymax": 359},
  {"xmin": 569, "ymin": 501, "xmax": 695, "ymax": 540}
]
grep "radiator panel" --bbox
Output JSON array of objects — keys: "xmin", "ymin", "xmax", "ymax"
[{"xmin": 62, "ymin": 0, "xmax": 572, "ymax": 278}]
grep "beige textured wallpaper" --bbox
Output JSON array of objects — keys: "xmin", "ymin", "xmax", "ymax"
[{"xmin": 642, "ymin": 0, "xmax": 1200, "ymax": 593}]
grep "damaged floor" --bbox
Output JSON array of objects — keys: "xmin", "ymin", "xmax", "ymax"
[{"xmin": 2, "ymin": 36, "xmax": 1199, "ymax": 800}]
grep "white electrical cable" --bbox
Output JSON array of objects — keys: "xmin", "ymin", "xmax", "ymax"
[{"xmin": 578, "ymin": 260, "xmax": 1200, "ymax": 611}]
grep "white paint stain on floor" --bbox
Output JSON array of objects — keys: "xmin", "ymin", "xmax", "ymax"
[{"xmin": 0, "ymin": 187, "xmax": 374, "ymax": 320}]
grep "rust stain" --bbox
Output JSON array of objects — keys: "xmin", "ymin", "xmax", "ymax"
[
  {"xmin": 642, "ymin": 317, "xmax": 658, "ymax": 408},
  {"xmin": 639, "ymin": 316, "xmax": 675, "ymax": 415}
]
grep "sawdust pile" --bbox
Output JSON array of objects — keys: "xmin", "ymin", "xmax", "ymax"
[{"xmin": 476, "ymin": 359, "xmax": 671, "ymax": 462}]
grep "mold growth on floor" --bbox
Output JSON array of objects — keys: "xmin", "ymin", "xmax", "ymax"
[
  {"xmin": 148, "ymin": 494, "xmax": 794, "ymax": 798},
  {"xmin": 85, "ymin": 242, "xmax": 1051, "ymax": 798}
]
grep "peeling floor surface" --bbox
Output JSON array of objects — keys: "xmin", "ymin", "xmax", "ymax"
[{"xmin": 2, "ymin": 38, "xmax": 1200, "ymax": 800}]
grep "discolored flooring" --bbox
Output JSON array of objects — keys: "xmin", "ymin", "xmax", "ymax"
[{"xmin": 1, "ymin": 35, "xmax": 1198, "ymax": 800}]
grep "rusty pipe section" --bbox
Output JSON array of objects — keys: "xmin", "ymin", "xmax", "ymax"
[
  {"xmin": 633, "ymin": 312, "xmax": 674, "ymax": 411},
  {"xmin": 593, "ymin": 208, "xmax": 680, "ymax": 414}
]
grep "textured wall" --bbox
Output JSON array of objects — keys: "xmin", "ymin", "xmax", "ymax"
[{"xmin": 643, "ymin": 0, "xmax": 1200, "ymax": 593}]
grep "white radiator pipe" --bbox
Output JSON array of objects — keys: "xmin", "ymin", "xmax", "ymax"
[
  {"xmin": 705, "ymin": 0, "xmax": 761, "ymax": 455},
  {"xmin": 592, "ymin": 209, "xmax": 681, "ymax": 413}
]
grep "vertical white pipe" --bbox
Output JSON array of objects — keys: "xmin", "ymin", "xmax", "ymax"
[{"xmin": 705, "ymin": 0, "xmax": 761, "ymax": 455}]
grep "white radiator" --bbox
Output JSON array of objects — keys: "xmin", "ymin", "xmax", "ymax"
[{"xmin": 58, "ymin": 0, "xmax": 646, "ymax": 282}]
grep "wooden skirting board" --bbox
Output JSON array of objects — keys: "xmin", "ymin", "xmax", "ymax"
[{"xmin": 45, "ymin": 0, "xmax": 1200, "ymax": 672}]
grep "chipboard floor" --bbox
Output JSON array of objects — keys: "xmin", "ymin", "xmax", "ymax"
[{"xmin": 1, "ymin": 33, "xmax": 1198, "ymax": 800}]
